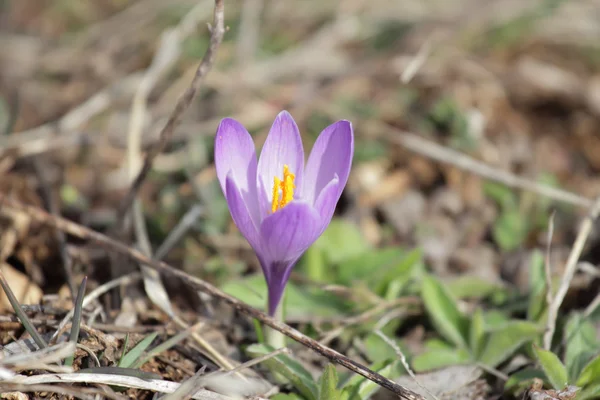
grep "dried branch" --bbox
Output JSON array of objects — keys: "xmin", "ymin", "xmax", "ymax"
[
  {"xmin": 117, "ymin": 0, "xmax": 226, "ymax": 221},
  {"xmin": 125, "ymin": 0, "xmax": 210, "ymax": 323},
  {"xmin": 0, "ymin": 382, "xmax": 123, "ymax": 400},
  {"xmin": 544, "ymin": 196, "xmax": 600, "ymax": 350},
  {"xmin": 4, "ymin": 373, "xmax": 240, "ymax": 400},
  {"xmin": 382, "ymin": 124, "xmax": 593, "ymax": 209},
  {"xmin": 51, "ymin": 272, "xmax": 143, "ymax": 342},
  {"xmin": 0, "ymin": 196, "xmax": 425, "ymax": 400},
  {"xmin": 375, "ymin": 330, "xmax": 438, "ymax": 400},
  {"xmin": 542, "ymin": 212, "xmax": 555, "ymax": 351}
]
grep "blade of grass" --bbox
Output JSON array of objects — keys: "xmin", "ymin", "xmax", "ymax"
[
  {"xmin": 119, "ymin": 334, "xmax": 130, "ymax": 366},
  {"xmin": 65, "ymin": 276, "xmax": 87, "ymax": 367},
  {"xmin": 118, "ymin": 332, "xmax": 158, "ymax": 368},
  {"xmin": 0, "ymin": 270, "xmax": 47, "ymax": 349},
  {"xmin": 133, "ymin": 322, "xmax": 203, "ymax": 368}
]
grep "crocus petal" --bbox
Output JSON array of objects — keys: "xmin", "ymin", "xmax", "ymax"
[
  {"xmin": 215, "ymin": 118, "xmax": 260, "ymax": 225},
  {"xmin": 265, "ymin": 260, "xmax": 297, "ymax": 316},
  {"xmin": 302, "ymin": 120, "xmax": 353, "ymax": 205},
  {"xmin": 257, "ymin": 111, "xmax": 304, "ymax": 216},
  {"xmin": 313, "ymin": 175, "xmax": 340, "ymax": 234},
  {"xmin": 259, "ymin": 202, "xmax": 321, "ymax": 264},
  {"xmin": 257, "ymin": 178, "xmax": 272, "ymax": 224},
  {"xmin": 225, "ymin": 173, "xmax": 261, "ymax": 252}
]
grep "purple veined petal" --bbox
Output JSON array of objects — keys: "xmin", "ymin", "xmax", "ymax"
[
  {"xmin": 256, "ymin": 111, "xmax": 305, "ymax": 219},
  {"xmin": 215, "ymin": 118, "xmax": 260, "ymax": 226},
  {"xmin": 259, "ymin": 202, "xmax": 322, "ymax": 264},
  {"xmin": 256, "ymin": 253, "xmax": 272, "ymax": 288},
  {"xmin": 225, "ymin": 173, "xmax": 261, "ymax": 253},
  {"xmin": 313, "ymin": 175, "xmax": 340, "ymax": 235},
  {"xmin": 256, "ymin": 178, "xmax": 271, "ymax": 225},
  {"xmin": 302, "ymin": 120, "xmax": 353, "ymax": 205}
]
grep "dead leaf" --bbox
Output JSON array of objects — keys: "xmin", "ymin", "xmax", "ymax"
[
  {"xmin": 395, "ymin": 365, "xmax": 488, "ymax": 400},
  {"xmin": 0, "ymin": 263, "xmax": 43, "ymax": 312}
]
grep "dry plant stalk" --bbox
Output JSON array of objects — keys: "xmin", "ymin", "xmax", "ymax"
[
  {"xmin": 383, "ymin": 124, "xmax": 593, "ymax": 209},
  {"xmin": 543, "ymin": 196, "xmax": 600, "ymax": 350},
  {"xmin": 117, "ymin": 0, "xmax": 226, "ymax": 222},
  {"xmin": 0, "ymin": 195, "xmax": 425, "ymax": 400}
]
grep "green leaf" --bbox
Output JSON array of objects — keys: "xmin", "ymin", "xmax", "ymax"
[
  {"xmin": 528, "ymin": 250, "xmax": 547, "ymax": 294},
  {"xmin": 411, "ymin": 339, "xmax": 470, "ymax": 372},
  {"xmin": 318, "ymin": 364, "xmax": 340, "ymax": 400},
  {"xmin": 374, "ymin": 249, "xmax": 423, "ymax": 297},
  {"xmin": 314, "ymin": 220, "xmax": 369, "ymax": 265},
  {"xmin": 363, "ymin": 333, "xmax": 404, "ymax": 364},
  {"xmin": 411, "ymin": 347, "xmax": 471, "ymax": 372},
  {"xmin": 469, "ymin": 308, "xmax": 485, "ymax": 358},
  {"xmin": 565, "ymin": 313, "xmax": 600, "ymax": 380},
  {"xmin": 247, "ymin": 344, "xmax": 318, "ymax": 400},
  {"xmin": 303, "ymin": 246, "xmax": 328, "ymax": 283},
  {"xmin": 272, "ymin": 394, "xmax": 305, "ymax": 400},
  {"xmin": 493, "ymin": 210, "xmax": 529, "ymax": 252},
  {"xmin": 336, "ymin": 248, "xmax": 401, "ymax": 286},
  {"xmin": 570, "ymin": 351, "xmax": 598, "ymax": 386},
  {"xmin": 482, "ymin": 310, "xmax": 510, "ymax": 328},
  {"xmin": 446, "ymin": 276, "xmax": 506, "ymax": 300},
  {"xmin": 421, "ymin": 274, "xmax": 469, "ymax": 348},
  {"xmin": 478, "ymin": 321, "xmax": 542, "ymax": 367},
  {"xmin": 483, "ymin": 181, "xmax": 517, "ymax": 208},
  {"xmin": 578, "ymin": 383, "xmax": 600, "ymax": 400},
  {"xmin": 533, "ymin": 344, "xmax": 569, "ymax": 390},
  {"xmin": 118, "ymin": 332, "xmax": 158, "ymax": 368},
  {"xmin": 340, "ymin": 248, "xmax": 404, "ymax": 286},
  {"xmin": 577, "ymin": 354, "xmax": 600, "ymax": 387},
  {"xmin": 343, "ymin": 361, "xmax": 403, "ymax": 400},
  {"xmin": 527, "ymin": 250, "xmax": 548, "ymax": 322},
  {"xmin": 504, "ymin": 368, "xmax": 546, "ymax": 393}
]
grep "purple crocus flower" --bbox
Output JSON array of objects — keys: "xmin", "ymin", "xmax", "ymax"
[{"xmin": 215, "ymin": 111, "xmax": 354, "ymax": 316}]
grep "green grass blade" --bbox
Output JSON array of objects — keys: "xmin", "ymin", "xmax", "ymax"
[
  {"xmin": 0, "ymin": 271, "xmax": 47, "ymax": 349},
  {"xmin": 119, "ymin": 334, "xmax": 130, "ymax": 366},
  {"xmin": 65, "ymin": 276, "xmax": 87, "ymax": 366},
  {"xmin": 118, "ymin": 332, "xmax": 158, "ymax": 368},
  {"xmin": 133, "ymin": 325, "xmax": 197, "ymax": 368}
]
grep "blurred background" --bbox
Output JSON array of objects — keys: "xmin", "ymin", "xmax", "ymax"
[{"xmin": 1, "ymin": 0, "xmax": 600, "ymax": 399}]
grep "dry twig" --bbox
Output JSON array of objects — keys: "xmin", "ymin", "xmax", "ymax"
[
  {"xmin": 382, "ymin": 124, "xmax": 593, "ymax": 209},
  {"xmin": 543, "ymin": 196, "xmax": 600, "ymax": 350},
  {"xmin": 0, "ymin": 383, "xmax": 124, "ymax": 400},
  {"xmin": 50, "ymin": 272, "xmax": 143, "ymax": 342},
  {"xmin": 4, "ymin": 373, "xmax": 241, "ymax": 400},
  {"xmin": 374, "ymin": 330, "xmax": 438, "ymax": 400},
  {"xmin": 117, "ymin": 0, "xmax": 226, "ymax": 221},
  {"xmin": 0, "ymin": 195, "xmax": 425, "ymax": 400},
  {"xmin": 543, "ymin": 212, "xmax": 555, "ymax": 350}
]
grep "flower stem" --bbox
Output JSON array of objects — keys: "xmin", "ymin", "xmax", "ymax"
[{"xmin": 266, "ymin": 296, "xmax": 286, "ymax": 349}]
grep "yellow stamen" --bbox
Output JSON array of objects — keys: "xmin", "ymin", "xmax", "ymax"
[
  {"xmin": 271, "ymin": 176, "xmax": 282, "ymax": 213},
  {"xmin": 271, "ymin": 164, "xmax": 296, "ymax": 213}
]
